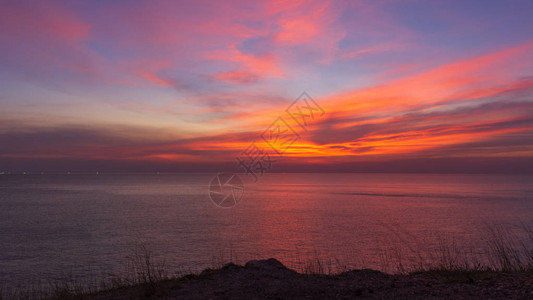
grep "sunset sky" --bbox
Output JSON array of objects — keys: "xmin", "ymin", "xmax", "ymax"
[{"xmin": 1, "ymin": 0, "xmax": 533, "ymax": 173}]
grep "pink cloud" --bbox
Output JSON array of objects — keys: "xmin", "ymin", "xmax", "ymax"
[
  {"xmin": 213, "ymin": 71, "xmax": 260, "ymax": 84},
  {"xmin": 0, "ymin": 2, "xmax": 89, "ymax": 43}
]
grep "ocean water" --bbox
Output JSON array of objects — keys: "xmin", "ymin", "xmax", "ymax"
[{"xmin": 1, "ymin": 173, "xmax": 533, "ymax": 290}]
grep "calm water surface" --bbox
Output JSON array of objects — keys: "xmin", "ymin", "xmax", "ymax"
[{"xmin": 1, "ymin": 173, "xmax": 532, "ymax": 289}]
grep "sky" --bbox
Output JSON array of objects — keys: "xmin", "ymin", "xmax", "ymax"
[{"xmin": 1, "ymin": 0, "xmax": 533, "ymax": 173}]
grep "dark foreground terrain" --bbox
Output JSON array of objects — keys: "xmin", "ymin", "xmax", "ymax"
[{"xmin": 83, "ymin": 258, "xmax": 533, "ymax": 299}]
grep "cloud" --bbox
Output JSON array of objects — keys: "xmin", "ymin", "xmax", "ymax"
[
  {"xmin": 0, "ymin": 1, "xmax": 96, "ymax": 84},
  {"xmin": 302, "ymin": 84, "xmax": 533, "ymax": 160},
  {"xmin": 2, "ymin": 0, "xmax": 533, "ymax": 173},
  {"xmin": 213, "ymin": 71, "xmax": 261, "ymax": 85},
  {"xmin": 0, "ymin": 121, "xmax": 261, "ymax": 165}
]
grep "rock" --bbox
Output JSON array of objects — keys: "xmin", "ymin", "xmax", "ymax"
[
  {"xmin": 245, "ymin": 258, "xmax": 287, "ymax": 271},
  {"xmin": 221, "ymin": 262, "xmax": 241, "ymax": 271}
]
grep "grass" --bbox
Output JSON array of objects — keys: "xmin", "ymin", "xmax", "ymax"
[
  {"xmin": 377, "ymin": 223, "xmax": 533, "ymax": 274},
  {"xmin": 1, "ymin": 243, "xmax": 173, "ymax": 300},
  {"xmin": 485, "ymin": 223, "xmax": 533, "ymax": 272},
  {"xmin": 2, "ymin": 224, "xmax": 533, "ymax": 299},
  {"xmin": 292, "ymin": 223, "xmax": 533, "ymax": 276}
]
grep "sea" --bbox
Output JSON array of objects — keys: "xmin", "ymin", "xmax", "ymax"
[{"xmin": 1, "ymin": 173, "xmax": 532, "ymax": 290}]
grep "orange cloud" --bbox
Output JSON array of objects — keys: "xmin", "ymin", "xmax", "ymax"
[
  {"xmin": 326, "ymin": 41, "xmax": 533, "ymax": 118},
  {"xmin": 196, "ymin": 42, "xmax": 533, "ymax": 163}
]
